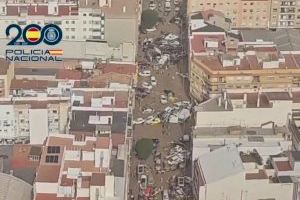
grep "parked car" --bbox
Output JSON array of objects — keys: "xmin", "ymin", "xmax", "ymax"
[
  {"xmin": 142, "ymin": 81, "xmax": 153, "ymax": 90},
  {"xmin": 145, "ymin": 116, "xmax": 155, "ymax": 124},
  {"xmin": 145, "ymin": 116, "xmax": 161, "ymax": 125},
  {"xmin": 142, "ymin": 107, "xmax": 154, "ymax": 114},
  {"xmin": 150, "ymin": 76, "xmax": 157, "ymax": 86},
  {"xmin": 139, "ymin": 70, "xmax": 151, "ymax": 77},
  {"xmin": 160, "ymin": 94, "xmax": 168, "ymax": 104},
  {"xmin": 133, "ymin": 118, "xmax": 145, "ymax": 125}
]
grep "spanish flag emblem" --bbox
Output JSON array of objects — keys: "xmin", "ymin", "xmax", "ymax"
[
  {"xmin": 49, "ymin": 49, "xmax": 64, "ymax": 56},
  {"xmin": 26, "ymin": 27, "xmax": 41, "ymax": 42}
]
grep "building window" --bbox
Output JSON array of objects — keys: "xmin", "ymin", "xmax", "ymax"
[
  {"xmin": 71, "ymin": 21, "xmax": 75, "ymax": 24},
  {"xmin": 66, "ymin": 21, "xmax": 69, "ymax": 24}
]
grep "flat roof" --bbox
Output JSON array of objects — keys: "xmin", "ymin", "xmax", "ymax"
[
  {"xmin": 241, "ymin": 29, "xmax": 300, "ymax": 51},
  {"xmin": 198, "ymin": 146, "xmax": 244, "ymax": 184}
]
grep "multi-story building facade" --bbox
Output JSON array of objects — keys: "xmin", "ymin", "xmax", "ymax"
[
  {"xmin": 0, "ymin": 0, "xmax": 140, "ymax": 44},
  {"xmin": 188, "ymin": 14, "xmax": 300, "ymax": 102},
  {"xmin": 190, "ymin": 47, "xmax": 300, "ymax": 102},
  {"xmin": 270, "ymin": 0, "xmax": 300, "ymax": 28},
  {"xmin": 188, "ymin": 0, "xmax": 271, "ymax": 28},
  {"xmin": 0, "ymin": 99, "xmax": 69, "ymax": 143},
  {"xmin": 0, "ymin": 0, "xmax": 141, "ymax": 62},
  {"xmin": 188, "ymin": 0, "xmax": 300, "ymax": 28}
]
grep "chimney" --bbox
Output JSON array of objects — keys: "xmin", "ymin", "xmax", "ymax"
[{"xmin": 218, "ymin": 96, "xmax": 222, "ymax": 107}]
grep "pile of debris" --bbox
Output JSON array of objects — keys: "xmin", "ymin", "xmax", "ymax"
[
  {"xmin": 168, "ymin": 175, "xmax": 193, "ymax": 199},
  {"xmin": 143, "ymin": 33, "xmax": 184, "ymax": 68},
  {"xmin": 158, "ymin": 101, "xmax": 192, "ymax": 124},
  {"xmin": 165, "ymin": 143, "xmax": 187, "ymax": 170},
  {"xmin": 133, "ymin": 101, "xmax": 192, "ymax": 125}
]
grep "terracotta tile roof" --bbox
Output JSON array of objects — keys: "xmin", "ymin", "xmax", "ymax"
[
  {"xmin": 190, "ymin": 34, "xmax": 226, "ymax": 54},
  {"xmin": 90, "ymin": 173, "xmax": 105, "ymax": 186},
  {"xmin": 10, "ymin": 144, "xmax": 41, "ymax": 169},
  {"xmin": 6, "ymin": 5, "xmax": 77, "ymax": 16},
  {"xmin": 275, "ymin": 161, "xmax": 293, "ymax": 171},
  {"xmin": 100, "ymin": 63, "xmax": 137, "ymax": 75},
  {"xmin": 96, "ymin": 137, "xmax": 110, "ymax": 149},
  {"xmin": 63, "ymin": 160, "xmax": 103, "ymax": 172},
  {"xmin": 36, "ymin": 194, "xmax": 72, "ymax": 200},
  {"xmin": 111, "ymin": 133, "xmax": 125, "ymax": 148},
  {"xmin": 35, "ymin": 194, "xmax": 58, "ymax": 200},
  {"xmin": 36, "ymin": 165, "xmax": 61, "ymax": 182},
  {"xmin": 10, "ymin": 79, "xmax": 53, "ymax": 90},
  {"xmin": 56, "ymin": 69, "xmax": 83, "ymax": 80},
  {"xmin": 245, "ymin": 169, "xmax": 268, "ymax": 180}
]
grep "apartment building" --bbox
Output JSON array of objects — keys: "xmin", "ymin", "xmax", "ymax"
[
  {"xmin": 190, "ymin": 47, "xmax": 300, "ymax": 102},
  {"xmin": 34, "ymin": 134, "xmax": 127, "ymax": 200},
  {"xmin": 0, "ymin": 0, "xmax": 141, "ymax": 62},
  {"xmin": 0, "ymin": 0, "xmax": 140, "ymax": 44},
  {"xmin": 270, "ymin": 0, "xmax": 300, "ymax": 28},
  {"xmin": 188, "ymin": 17, "xmax": 300, "ymax": 102},
  {"xmin": 193, "ymin": 146, "xmax": 294, "ymax": 200},
  {"xmin": 188, "ymin": 0, "xmax": 300, "ymax": 28},
  {"xmin": 0, "ymin": 99, "xmax": 69, "ymax": 143},
  {"xmin": 188, "ymin": 0, "xmax": 271, "ymax": 28}
]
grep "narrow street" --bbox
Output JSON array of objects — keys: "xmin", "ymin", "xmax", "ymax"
[{"xmin": 129, "ymin": 0, "xmax": 193, "ymax": 199}]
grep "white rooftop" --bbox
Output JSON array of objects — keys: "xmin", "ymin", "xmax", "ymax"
[{"xmin": 198, "ymin": 146, "xmax": 244, "ymax": 184}]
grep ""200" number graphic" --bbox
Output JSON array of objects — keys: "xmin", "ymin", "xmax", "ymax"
[{"xmin": 6, "ymin": 24, "xmax": 62, "ymax": 46}]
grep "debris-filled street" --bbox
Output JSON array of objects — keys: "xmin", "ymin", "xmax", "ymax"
[{"xmin": 129, "ymin": 0, "xmax": 193, "ymax": 199}]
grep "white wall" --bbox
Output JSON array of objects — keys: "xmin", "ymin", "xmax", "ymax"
[
  {"xmin": 195, "ymin": 101, "xmax": 292, "ymax": 128},
  {"xmin": 244, "ymin": 180, "xmax": 293, "ymax": 200},
  {"xmin": 202, "ymin": 172, "xmax": 245, "ymax": 200},
  {"xmin": 0, "ymin": 105, "xmax": 15, "ymax": 139},
  {"xmin": 35, "ymin": 182, "xmax": 58, "ymax": 194},
  {"xmin": 199, "ymin": 173, "xmax": 293, "ymax": 200},
  {"xmin": 95, "ymin": 148, "xmax": 110, "ymax": 168},
  {"xmin": 29, "ymin": 109, "xmax": 48, "ymax": 144}
]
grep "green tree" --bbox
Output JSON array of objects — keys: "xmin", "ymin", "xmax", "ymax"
[
  {"xmin": 141, "ymin": 10, "xmax": 160, "ymax": 31},
  {"xmin": 135, "ymin": 138, "xmax": 154, "ymax": 160}
]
